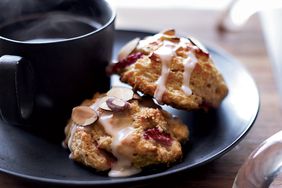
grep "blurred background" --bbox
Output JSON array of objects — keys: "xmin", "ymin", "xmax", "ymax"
[{"xmin": 108, "ymin": 0, "xmax": 233, "ymax": 33}]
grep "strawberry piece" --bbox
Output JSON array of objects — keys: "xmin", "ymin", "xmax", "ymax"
[
  {"xmin": 144, "ymin": 127, "xmax": 172, "ymax": 146},
  {"xmin": 107, "ymin": 52, "xmax": 143, "ymax": 75}
]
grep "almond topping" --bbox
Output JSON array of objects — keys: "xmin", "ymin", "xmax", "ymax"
[
  {"xmin": 118, "ymin": 38, "xmax": 140, "ymax": 62},
  {"xmin": 99, "ymin": 96, "xmax": 112, "ymax": 111},
  {"xmin": 71, "ymin": 106, "xmax": 98, "ymax": 126},
  {"xmin": 106, "ymin": 97, "xmax": 130, "ymax": 112},
  {"xmin": 107, "ymin": 87, "xmax": 134, "ymax": 101},
  {"xmin": 162, "ymin": 29, "xmax": 176, "ymax": 36},
  {"xmin": 188, "ymin": 36, "xmax": 209, "ymax": 55},
  {"xmin": 161, "ymin": 35, "xmax": 180, "ymax": 43}
]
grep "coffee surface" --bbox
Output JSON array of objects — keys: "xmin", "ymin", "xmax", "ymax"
[{"xmin": 0, "ymin": 12, "xmax": 102, "ymax": 42}]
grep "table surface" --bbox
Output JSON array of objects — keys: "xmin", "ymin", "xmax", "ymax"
[{"xmin": 1, "ymin": 9, "xmax": 282, "ymax": 188}]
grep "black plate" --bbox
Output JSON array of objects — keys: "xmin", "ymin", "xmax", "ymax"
[{"xmin": 0, "ymin": 30, "xmax": 259, "ymax": 185}]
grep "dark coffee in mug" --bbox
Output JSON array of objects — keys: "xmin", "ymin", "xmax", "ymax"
[
  {"xmin": 0, "ymin": 12, "xmax": 102, "ymax": 43},
  {"xmin": 0, "ymin": 0, "xmax": 115, "ymax": 133}
]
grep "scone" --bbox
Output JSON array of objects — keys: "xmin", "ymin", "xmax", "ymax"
[
  {"xmin": 107, "ymin": 29, "xmax": 228, "ymax": 110},
  {"xmin": 63, "ymin": 87, "xmax": 189, "ymax": 177}
]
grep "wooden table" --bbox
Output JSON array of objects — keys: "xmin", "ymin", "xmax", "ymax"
[{"xmin": 1, "ymin": 9, "xmax": 281, "ymax": 188}]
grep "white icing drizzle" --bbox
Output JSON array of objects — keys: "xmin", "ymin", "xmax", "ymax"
[
  {"xmin": 99, "ymin": 113, "xmax": 141, "ymax": 177},
  {"xmin": 67, "ymin": 124, "xmax": 77, "ymax": 153},
  {"xmin": 151, "ymin": 35, "xmax": 198, "ymax": 103},
  {"xmin": 181, "ymin": 52, "xmax": 197, "ymax": 95},
  {"xmin": 68, "ymin": 124, "xmax": 85, "ymax": 159},
  {"xmin": 109, "ymin": 127, "xmax": 141, "ymax": 177},
  {"xmin": 154, "ymin": 42, "xmax": 175, "ymax": 103},
  {"xmin": 89, "ymin": 97, "xmax": 104, "ymax": 110}
]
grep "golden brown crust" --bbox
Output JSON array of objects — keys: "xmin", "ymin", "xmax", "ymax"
[{"xmin": 68, "ymin": 127, "xmax": 113, "ymax": 171}]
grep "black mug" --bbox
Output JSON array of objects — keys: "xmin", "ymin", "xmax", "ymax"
[{"xmin": 0, "ymin": 0, "xmax": 115, "ymax": 127}]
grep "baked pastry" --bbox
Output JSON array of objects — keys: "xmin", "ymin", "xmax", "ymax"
[
  {"xmin": 63, "ymin": 87, "xmax": 189, "ymax": 177},
  {"xmin": 107, "ymin": 29, "xmax": 228, "ymax": 110}
]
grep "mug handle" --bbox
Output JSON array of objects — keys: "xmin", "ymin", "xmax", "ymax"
[{"xmin": 0, "ymin": 55, "xmax": 34, "ymax": 124}]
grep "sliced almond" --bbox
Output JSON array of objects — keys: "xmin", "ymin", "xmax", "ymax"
[
  {"xmin": 162, "ymin": 29, "xmax": 175, "ymax": 36},
  {"xmin": 99, "ymin": 102, "xmax": 111, "ymax": 111},
  {"xmin": 106, "ymin": 97, "xmax": 129, "ymax": 112},
  {"xmin": 161, "ymin": 35, "xmax": 180, "ymax": 43},
  {"xmin": 118, "ymin": 38, "xmax": 140, "ymax": 62},
  {"xmin": 71, "ymin": 106, "xmax": 98, "ymax": 126},
  {"xmin": 107, "ymin": 87, "xmax": 134, "ymax": 101},
  {"xmin": 188, "ymin": 36, "xmax": 209, "ymax": 55},
  {"xmin": 99, "ymin": 96, "xmax": 112, "ymax": 111}
]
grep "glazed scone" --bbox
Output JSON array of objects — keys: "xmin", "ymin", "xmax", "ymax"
[
  {"xmin": 63, "ymin": 87, "xmax": 189, "ymax": 177},
  {"xmin": 107, "ymin": 29, "xmax": 228, "ymax": 110}
]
